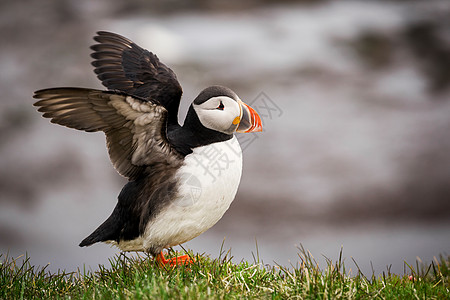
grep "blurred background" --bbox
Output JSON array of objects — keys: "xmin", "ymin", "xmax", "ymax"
[{"xmin": 1, "ymin": 0, "xmax": 449, "ymax": 275}]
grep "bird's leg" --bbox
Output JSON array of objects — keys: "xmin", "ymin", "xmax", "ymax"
[
  {"xmin": 155, "ymin": 251, "xmax": 193, "ymax": 267},
  {"xmin": 155, "ymin": 251, "xmax": 169, "ymax": 266},
  {"xmin": 167, "ymin": 253, "xmax": 193, "ymax": 266}
]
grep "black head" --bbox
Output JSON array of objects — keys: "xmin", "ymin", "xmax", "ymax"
[
  {"xmin": 193, "ymin": 85, "xmax": 239, "ymax": 105},
  {"xmin": 169, "ymin": 85, "xmax": 262, "ymax": 155}
]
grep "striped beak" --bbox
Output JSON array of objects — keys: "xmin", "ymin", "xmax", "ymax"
[{"xmin": 236, "ymin": 100, "xmax": 263, "ymax": 133}]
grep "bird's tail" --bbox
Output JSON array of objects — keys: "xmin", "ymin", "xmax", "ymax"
[{"xmin": 79, "ymin": 207, "xmax": 120, "ymax": 247}]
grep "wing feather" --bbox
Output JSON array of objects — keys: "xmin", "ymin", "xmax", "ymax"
[
  {"xmin": 91, "ymin": 31, "xmax": 182, "ymax": 125},
  {"xmin": 33, "ymin": 88, "xmax": 181, "ymax": 180}
]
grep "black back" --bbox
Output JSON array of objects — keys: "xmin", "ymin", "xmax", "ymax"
[{"xmin": 79, "ymin": 161, "xmax": 181, "ymax": 256}]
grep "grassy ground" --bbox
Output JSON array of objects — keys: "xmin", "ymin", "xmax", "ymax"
[{"xmin": 1, "ymin": 246, "xmax": 449, "ymax": 299}]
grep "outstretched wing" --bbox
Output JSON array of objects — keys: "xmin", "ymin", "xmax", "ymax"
[
  {"xmin": 33, "ymin": 88, "xmax": 181, "ymax": 180},
  {"xmin": 91, "ymin": 31, "xmax": 182, "ymax": 125}
]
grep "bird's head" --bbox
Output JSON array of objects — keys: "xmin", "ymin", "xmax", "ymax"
[{"xmin": 192, "ymin": 86, "xmax": 262, "ymax": 135}]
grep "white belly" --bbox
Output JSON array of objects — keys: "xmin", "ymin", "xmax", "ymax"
[{"xmin": 142, "ymin": 136, "xmax": 242, "ymax": 250}]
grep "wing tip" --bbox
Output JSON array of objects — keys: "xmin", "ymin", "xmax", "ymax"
[{"xmin": 93, "ymin": 31, "xmax": 132, "ymax": 45}]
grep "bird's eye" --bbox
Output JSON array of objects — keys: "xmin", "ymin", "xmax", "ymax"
[{"xmin": 217, "ymin": 101, "xmax": 224, "ymax": 110}]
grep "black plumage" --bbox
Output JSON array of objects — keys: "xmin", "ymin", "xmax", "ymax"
[
  {"xmin": 91, "ymin": 31, "xmax": 182, "ymax": 128},
  {"xmin": 79, "ymin": 164, "xmax": 180, "ymax": 256},
  {"xmin": 33, "ymin": 87, "xmax": 184, "ymax": 255}
]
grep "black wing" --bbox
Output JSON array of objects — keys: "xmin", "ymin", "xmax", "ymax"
[
  {"xmin": 91, "ymin": 31, "xmax": 183, "ymax": 126},
  {"xmin": 33, "ymin": 88, "xmax": 182, "ymax": 180}
]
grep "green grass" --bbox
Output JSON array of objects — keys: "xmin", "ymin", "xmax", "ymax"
[{"xmin": 1, "ymin": 246, "xmax": 448, "ymax": 299}]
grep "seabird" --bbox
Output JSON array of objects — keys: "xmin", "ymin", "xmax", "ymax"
[{"xmin": 33, "ymin": 31, "xmax": 262, "ymax": 266}]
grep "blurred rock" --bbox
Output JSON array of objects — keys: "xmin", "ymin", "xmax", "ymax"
[
  {"xmin": 350, "ymin": 31, "xmax": 394, "ymax": 69},
  {"xmin": 403, "ymin": 21, "xmax": 450, "ymax": 94}
]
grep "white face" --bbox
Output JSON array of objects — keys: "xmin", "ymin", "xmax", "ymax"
[{"xmin": 193, "ymin": 96, "xmax": 241, "ymax": 134}]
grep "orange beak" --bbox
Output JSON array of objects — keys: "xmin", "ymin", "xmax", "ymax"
[{"xmin": 236, "ymin": 100, "xmax": 263, "ymax": 133}]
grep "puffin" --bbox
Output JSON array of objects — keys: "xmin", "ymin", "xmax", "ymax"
[{"xmin": 33, "ymin": 31, "xmax": 262, "ymax": 266}]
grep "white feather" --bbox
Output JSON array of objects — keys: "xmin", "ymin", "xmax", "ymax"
[
  {"xmin": 193, "ymin": 96, "xmax": 241, "ymax": 134},
  {"xmin": 142, "ymin": 136, "xmax": 243, "ymax": 250}
]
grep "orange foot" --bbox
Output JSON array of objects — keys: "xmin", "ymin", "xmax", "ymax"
[{"xmin": 155, "ymin": 251, "xmax": 194, "ymax": 267}]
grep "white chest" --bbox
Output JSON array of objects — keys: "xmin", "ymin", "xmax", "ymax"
[{"xmin": 142, "ymin": 136, "xmax": 243, "ymax": 250}]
